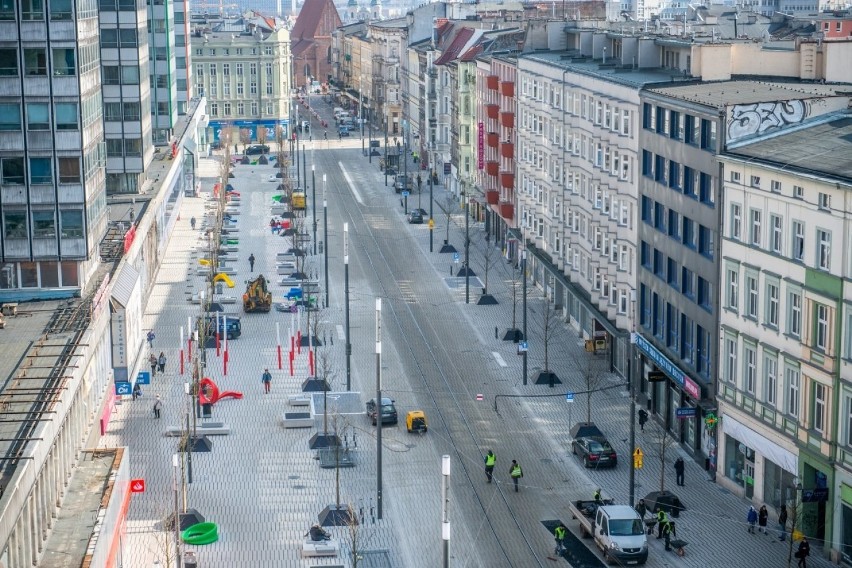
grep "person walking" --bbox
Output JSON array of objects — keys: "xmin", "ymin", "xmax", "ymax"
[
  {"xmin": 147, "ymin": 330, "xmax": 155, "ymax": 348},
  {"xmin": 132, "ymin": 382, "xmax": 142, "ymax": 401},
  {"xmin": 778, "ymin": 504, "xmax": 788, "ymax": 541},
  {"xmin": 674, "ymin": 457, "xmax": 685, "ymax": 486},
  {"xmin": 152, "ymin": 395, "xmax": 163, "ymax": 419},
  {"xmin": 656, "ymin": 510, "xmax": 669, "ymax": 539},
  {"xmin": 249, "ymin": 253, "xmax": 256, "ymax": 272},
  {"xmin": 190, "ymin": 216, "xmax": 196, "ymax": 230},
  {"xmin": 484, "ymin": 450, "xmax": 496, "ymax": 483},
  {"xmin": 554, "ymin": 523, "xmax": 567, "ymax": 555},
  {"xmin": 663, "ymin": 520, "xmax": 677, "ymax": 551},
  {"xmin": 509, "ymin": 460, "xmax": 523, "ymax": 492},
  {"xmin": 593, "ymin": 488, "xmax": 602, "ymax": 504},
  {"xmin": 638, "ymin": 408, "xmax": 648, "ymax": 432},
  {"xmin": 157, "ymin": 352, "xmax": 166, "ymax": 374},
  {"xmin": 747, "ymin": 505, "xmax": 758, "ymax": 533},
  {"xmin": 262, "ymin": 368, "xmax": 272, "ymax": 394},
  {"xmin": 149, "ymin": 353, "xmax": 158, "ymax": 377},
  {"xmin": 635, "ymin": 499, "xmax": 648, "ymax": 520},
  {"xmin": 758, "ymin": 504, "xmax": 769, "ymax": 534},
  {"xmin": 796, "ymin": 536, "xmax": 810, "ymax": 567}
]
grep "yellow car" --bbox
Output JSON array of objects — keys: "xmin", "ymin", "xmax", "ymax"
[{"xmin": 406, "ymin": 410, "xmax": 427, "ymax": 434}]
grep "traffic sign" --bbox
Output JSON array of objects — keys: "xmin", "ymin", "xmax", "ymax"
[
  {"xmin": 402, "ymin": 190, "xmax": 410, "ymax": 197},
  {"xmin": 676, "ymin": 407, "xmax": 697, "ymax": 419},
  {"xmin": 453, "ymin": 252, "xmax": 460, "ymax": 264},
  {"xmin": 136, "ymin": 371, "xmax": 151, "ymax": 385},
  {"xmin": 130, "ymin": 479, "xmax": 146, "ymax": 493},
  {"xmin": 518, "ymin": 341, "xmax": 528, "ymax": 353},
  {"xmin": 565, "ymin": 392, "xmax": 575, "ymax": 402},
  {"xmin": 115, "ymin": 382, "xmax": 132, "ymax": 396},
  {"xmin": 633, "ymin": 448, "xmax": 644, "ymax": 469}
]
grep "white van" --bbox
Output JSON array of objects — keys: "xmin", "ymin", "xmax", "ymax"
[
  {"xmin": 593, "ymin": 505, "xmax": 648, "ymax": 565},
  {"xmin": 333, "ymin": 107, "xmax": 345, "ymax": 117}
]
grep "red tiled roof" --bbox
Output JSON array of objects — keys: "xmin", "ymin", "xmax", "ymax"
[
  {"xmin": 434, "ymin": 27, "xmax": 474, "ymax": 65},
  {"xmin": 459, "ymin": 44, "xmax": 483, "ymax": 62},
  {"xmin": 291, "ymin": 0, "xmax": 341, "ymax": 41}
]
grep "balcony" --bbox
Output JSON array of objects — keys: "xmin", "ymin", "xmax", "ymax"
[
  {"xmin": 500, "ymin": 171, "xmax": 514, "ymax": 189},
  {"xmin": 486, "ymin": 190, "xmax": 499, "ymax": 205},
  {"xmin": 500, "ymin": 111, "xmax": 514, "ymax": 129},
  {"xmin": 486, "ymin": 104, "xmax": 499, "ymax": 120},
  {"xmin": 487, "ymin": 75, "xmax": 499, "ymax": 90},
  {"xmin": 500, "ymin": 142, "xmax": 514, "ymax": 160},
  {"xmin": 500, "ymin": 81, "xmax": 515, "ymax": 97},
  {"xmin": 487, "ymin": 132, "xmax": 499, "ymax": 148},
  {"xmin": 486, "ymin": 161, "xmax": 499, "ymax": 177},
  {"xmin": 498, "ymin": 200, "xmax": 514, "ymax": 221}
]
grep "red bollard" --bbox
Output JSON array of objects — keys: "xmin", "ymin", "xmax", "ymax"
[
  {"xmin": 297, "ymin": 331, "xmax": 301, "ymax": 354},
  {"xmin": 289, "ymin": 351, "xmax": 294, "ymax": 376},
  {"xmin": 309, "ymin": 350, "xmax": 314, "ymax": 376},
  {"xmin": 290, "ymin": 336, "xmax": 295, "ymax": 353},
  {"xmin": 187, "ymin": 338, "xmax": 192, "ymax": 360},
  {"xmin": 216, "ymin": 332, "xmax": 220, "ymax": 357},
  {"xmin": 277, "ymin": 345, "xmax": 283, "ymax": 370},
  {"xmin": 223, "ymin": 350, "xmax": 229, "ymax": 376},
  {"xmin": 180, "ymin": 349, "xmax": 184, "ymax": 375}
]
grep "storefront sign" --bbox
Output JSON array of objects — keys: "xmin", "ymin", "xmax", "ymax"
[
  {"xmin": 477, "ymin": 121, "xmax": 484, "ymax": 170},
  {"xmin": 111, "ymin": 309, "xmax": 128, "ymax": 382},
  {"xmin": 632, "ymin": 333, "xmax": 701, "ymax": 399},
  {"xmin": 676, "ymin": 407, "xmax": 696, "ymax": 419}
]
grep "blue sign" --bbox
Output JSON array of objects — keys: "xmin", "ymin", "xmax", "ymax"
[
  {"xmin": 402, "ymin": 190, "xmax": 410, "ymax": 197},
  {"xmin": 676, "ymin": 407, "xmax": 696, "ymax": 419},
  {"xmin": 453, "ymin": 252, "xmax": 460, "ymax": 264},
  {"xmin": 566, "ymin": 392, "xmax": 575, "ymax": 402},
  {"xmin": 632, "ymin": 333, "xmax": 701, "ymax": 400},
  {"xmin": 518, "ymin": 341, "xmax": 528, "ymax": 352},
  {"xmin": 115, "ymin": 382, "xmax": 133, "ymax": 396},
  {"xmin": 136, "ymin": 371, "xmax": 151, "ymax": 385}
]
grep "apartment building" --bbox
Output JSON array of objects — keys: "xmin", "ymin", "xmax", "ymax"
[
  {"xmin": 192, "ymin": 16, "xmax": 291, "ymax": 142},
  {"xmin": 173, "ymin": 0, "xmax": 193, "ymax": 114},
  {"xmin": 369, "ymin": 19, "xmax": 406, "ymax": 135},
  {"xmin": 718, "ymin": 110, "xmax": 852, "ymax": 559},
  {"xmin": 148, "ymin": 0, "xmax": 179, "ymax": 144},
  {"xmin": 0, "ymin": 0, "xmax": 107, "ymax": 297},
  {"xmin": 99, "ymin": 1, "xmax": 154, "ymax": 195}
]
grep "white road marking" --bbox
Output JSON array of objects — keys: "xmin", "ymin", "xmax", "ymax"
[
  {"xmin": 336, "ymin": 324, "xmax": 345, "ymax": 340},
  {"xmin": 492, "ymin": 352, "xmax": 507, "ymax": 367},
  {"xmin": 339, "ymin": 162, "xmax": 364, "ymax": 205}
]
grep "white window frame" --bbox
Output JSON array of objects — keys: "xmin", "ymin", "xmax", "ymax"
[
  {"xmin": 744, "ymin": 344, "xmax": 756, "ymax": 394},
  {"xmin": 786, "ymin": 366, "xmax": 800, "ymax": 417},
  {"xmin": 727, "ymin": 269, "xmax": 739, "ymax": 310},
  {"xmin": 750, "ymin": 209, "xmax": 762, "ymax": 247},
  {"xmin": 817, "ymin": 229, "xmax": 831, "ymax": 270},
  {"xmin": 730, "ymin": 203, "xmax": 741, "ymax": 240},
  {"xmin": 814, "ymin": 382, "xmax": 826, "ymax": 433},
  {"xmin": 770, "ymin": 214, "xmax": 782, "ymax": 253},
  {"xmin": 766, "ymin": 282, "xmax": 779, "ymax": 328},
  {"xmin": 816, "ymin": 303, "xmax": 829, "ymax": 352},
  {"xmin": 765, "ymin": 354, "xmax": 777, "ymax": 406},
  {"xmin": 725, "ymin": 337, "xmax": 737, "ymax": 384}
]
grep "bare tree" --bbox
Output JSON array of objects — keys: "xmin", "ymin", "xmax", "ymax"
[
  {"xmin": 538, "ymin": 296, "xmax": 561, "ymax": 386},
  {"xmin": 229, "ymin": 126, "xmax": 241, "ymax": 153},
  {"xmin": 256, "ymin": 125, "xmax": 268, "ymax": 147},
  {"xmin": 785, "ymin": 491, "xmax": 805, "ymax": 568},
  {"xmin": 443, "ymin": 195, "xmax": 455, "ymax": 246},
  {"xmin": 150, "ymin": 515, "xmax": 179, "ymax": 568},
  {"xmin": 649, "ymin": 421, "xmax": 679, "ymax": 493},
  {"xmin": 576, "ymin": 356, "xmax": 608, "ymax": 423},
  {"xmin": 239, "ymin": 128, "xmax": 252, "ymax": 148}
]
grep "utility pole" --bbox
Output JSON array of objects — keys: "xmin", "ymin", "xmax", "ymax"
[
  {"xmin": 172, "ymin": 454, "xmax": 181, "ymax": 568},
  {"xmin": 384, "ymin": 121, "xmax": 389, "ymax": 187},
  {"xmin": 344, "ymin": 223, "xmax": 351, "ymax": 390},
  {"xmin": 522, "ymin": 249, "xmax": 527, "ymax": 386},
  {"xmin": 323, "ymin": 175, "xmax": 329, "ymax": 307},
  {"xmin": 360, "ymin": 75, "xmax": 365, "ymax": 156},
  {"xmin": 302, "ymin": 145, "xmax": 307, "ymax": 194},
  {"xmin": 464, "ymin": 188, "xmax": 470, "ymax": 304},
  {"xmin": 441, "ymin": 455, "xmax": 451, "ymax": 568},
  {"xmin": 429, "ymin": 172, "xmax": 434, "ymax": 252},
  {"xmin": 312, "ymin": 164, "xmax": 317, "ymax": 255},
  {"xmin": 375, "ymin": 298, "xmax": 383, "ymax": 519},
  {"xmin": 629, "ymin": 338, "xmax": 637, "ymax": 507}
]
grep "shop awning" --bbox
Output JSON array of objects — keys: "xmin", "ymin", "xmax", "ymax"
[{"xmin": 722, "ymin": 413, "xmax": 796, "ymax": 474}]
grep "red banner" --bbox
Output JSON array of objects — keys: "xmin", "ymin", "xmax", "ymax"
[{"xmin": 130, "ymin": 479, "xmax": 146, "ymax": 493}]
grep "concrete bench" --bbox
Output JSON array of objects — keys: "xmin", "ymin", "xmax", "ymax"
[
  {"xmin": 214, "ymin": 296, "xmax": 238, "ymax": 304},
  {"xmin": 281, "ymin": 412, "xmax": 313, "ymax": 428},
  {"xmin": 288, "ymin": 394, "xmax": 311, "ymax": 407},
  {"xmin": 164, "ymin": 423, "xmax": 231, "ymax": 437},
  {"xmin": 301, "ymin": 539, "xmax": 338, "ymax": 558}
]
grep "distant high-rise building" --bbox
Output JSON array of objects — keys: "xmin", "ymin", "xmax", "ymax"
[{"xmin": 0, "ymin": 1, "xmax": 107, "ymax": 294}]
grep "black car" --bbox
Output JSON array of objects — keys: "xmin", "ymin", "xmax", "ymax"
[
  {"xmin": 572, "ymin": 436, "xmax": 618, "ymax": 468},
  {"xmin": 245, "ymin": 144, "xmax": 270, "ymax": 155},
  {"xmin": 410, "ymin": 208, "xmax": 428, "ymax": 218},
  {"xmin": 366, "ymin": 397, "xmax": 398, "ymax": 425},
  {"xmin": 407, "ymin": 211, "xmax": 423, "ymax": 224}
]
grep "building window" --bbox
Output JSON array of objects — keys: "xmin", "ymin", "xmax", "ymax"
[
  {"xmin": 788, "ymin": 290, "xmax": 802, "ymax": 337},
  {"xmin": 818, "ymin": 192, "xmax": 831, "ymax": 210},
  {"xmin": 792, "ymin": 221, "xmax": 805, "ymax": 261},
  {"xmin": 750, "ymin": 209, "xmax": 761, "ymax": 246},
  {"xmin": 106, "ymin": 139, "xmax": 123, "ymax": 157},
  {"xmin": 697, "ymin": 277, "xmax": 712, "ymax": 312},
  {"xmin": 2, "ymin": 157, "xmax": 24, "ymax": 185},
  {"xmin": 3, "ymin": 211, "xmax": 27, "ymax": 239},
  {"xmin": 786, "ymin": 367, "xmax": 800, "ymax": 417},
  {"xmin": 0, "ymin": 49, "xmax": 17, "ymax": 76},
  {"xmin": 746, "ymin": 275, "xmax": 759, "ymax": 318},
  {"xmin": 22, "ymin": 0, "xmax": 45, "ymax": 21},
  {"xmin": 813, "ymin": 382, "xmax": 826, "ymax": 433},
  {"xmin": 0, "ymin": 103, "xmax": 21, "ymax": 131},
  {"xmin": 765, "ymin": 354, "xmax": 777, "ymax": 406},
  {"xmin": 766, "ymin": 282, "xmax": 779, "ymax": 328},
  {"xmin": 209, "ymin": 103, "xmax": 218, "ymax": 117},
  {"xmin": 26, "ymin": 103, "xmax": 50, "ymax": 130},
  {"xmin": 698, "ymin": 225, "xmax": 713, "ymax": 259},
  {"xmin": 770, "ymin": 214, "xmax": 782, "ymax": 253},
  {"xmin": 816, "ymin": 229, "xmax": 831, "ymax": 270},
  {"xmin": 846, "ymin": 396, "xmax": 852, "ymax": 447},
  {"xmin": 55, "ymin": 103, "xmax": 78, "ymax": 130},
  {"xmin": 793, "ymin": 185, "xmax": 804, "ymax": 199},
  {"xmin": 771, "ymin": 180, "xmax": 782, "ymax": 193},
  {"xmin": 727, "ymin": 268, "xmax": 739, "ymax": 310},
  {"xmin": 24, "ymin": 49, "xmax": 47, "ymax": 76},
  {"xmin": 58, "ymin": 157, "xmax": 80, "ymax": 184},
  {"xmin": 223, "ymin": 102, "xmax": 231, "ymax": 116},
  {"xmin": 815, "ymin": 303, "xmax": 829, "ymax": 352},
  {"xmin": 29, "ymin": 158, "xmax": 52, "ymax": 184},
  {"xmin": 750, "ymin": 175, "xmax": 761, "ymax": 188},
  {"xmin": 59, "ymin": 209, "xmax": 83, "ymax": 238},
  {"xmin": 32, "ymin": 210, "xmax": 55, "ymax": 238},
  {"xmin": 730, "ymin": 203, "xmax": 741, "ymax": 240},
  {"xmin": 725, "ymin": 337, "xmax": 737, "ymax": 383},
  {"xmin": 744, "ymin": 344, "xmax": 756, "ymax": 394},
  {"xmin": 119, "ymin": 29, "xmax": 137, "ymax": 47},
  {"xmin": 52, "ymin": 48, "xmax": 76, "ymax": 76}
]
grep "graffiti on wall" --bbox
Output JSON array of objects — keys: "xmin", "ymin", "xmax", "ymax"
[{"xmin": 726, "ymin": 99, "xmax": 812, "ymax": 142}]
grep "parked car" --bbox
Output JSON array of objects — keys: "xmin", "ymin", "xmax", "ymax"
[
  {"xmin": 410, "ymin": 208, "xmax": 428, "ymax": 218},
  {"xmin": 394, "ymin": 174, "xmax": 410, "ymax": 193},
  {"xmin": 572, "ymin": 436, "xmax": 618, "ymax": 468},
  {"xmin": 366, "ymin": 397, "xmax": 398, "ymax": 425},
  {"xmin": 245, "ymin": 144, "xmax": 270, "ymax": 155},
  {"xmin": 210, "ymin": 140, "xmax": 222, "ymax": 150},
  {"xmin": 338, "ymin": 126, "xmax": 351, "ymax": 137},
  {"xmin": 407, "ymin": 210, "xmax": 423, "ymax": 224}
]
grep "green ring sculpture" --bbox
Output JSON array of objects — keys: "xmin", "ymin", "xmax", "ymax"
[{"xmin": 181, "ymin": 522, "xmax": 219, "ymax": 545}]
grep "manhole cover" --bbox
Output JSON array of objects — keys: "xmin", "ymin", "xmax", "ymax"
[{"xmin": 288, "ymin": 475, "xmax": 300, "ymax": 480}]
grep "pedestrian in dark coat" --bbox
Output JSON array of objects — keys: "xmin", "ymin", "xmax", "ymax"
[
  {"xmin": 758, "ymin": 505, "xmax": 769, "ymax": 534},
  {"xmin": 778, "ymin": 505, "xmax": 788, "ymax": 541},
  {"xmin": 635, "ymin": 499, "xmax": 647, "ymax": 519},
  {"xmin": 262, "ymin": 368, "xmax": 272, "ymax": 394},
  {"xmin": 149, "ymin": 353, "xmax": 158, "ymax": 377},
  {"xmin": 249, "ymin": 253, "xmax": 256, "ymax": 272},
  {"xmin": 674, "ymin": 457, "xmax": 685, "ymax": 486},
  {"xmin": 147, "ymin": 330, "xmax": 155, "ymax": 348},
  {"xmin": 153, "ymin": 395, "xmax": 163, "ymax": 419},
  {"xmin": 747, "ymin": 506, "xmax": 758, "ymax": 533},
  {"xmin": 796, "ymin": 537, "xmax": 810, "ymax": 567},
  {"xmin": 157, "ymin": 352, "xmax": 166, "ymax": 374}
]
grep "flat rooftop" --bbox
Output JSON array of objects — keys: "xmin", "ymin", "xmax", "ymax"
[
  {"xmin": 647, "ymin": 79, "xmax": 852, "ymax": 108},
  {"xmin": 726, "ymin": 115, "xmax": 852, "ymax": 181},
  {"xmin": 522, "ymin": 51, "xmax": 690, "ymax": 88}
]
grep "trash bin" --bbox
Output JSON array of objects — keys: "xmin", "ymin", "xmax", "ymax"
[
  {"xmin": 202, "ymin": 403, "xmax": 212, "ymax": 418},
  {"xmin": 216, "ymin": 283, "xmax": 223, "ymax": 294},
  {"xmin": 184, "ymin": 551, "xmax": 198, "ymax": 568}
]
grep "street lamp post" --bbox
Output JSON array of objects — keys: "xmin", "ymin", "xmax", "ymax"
[
  {"xmin": 384, "ymin": 120, "xmax": 389, "ymax": 187},
  {"xmin": 522, "ymin": 249, "xmax": 528, "ymax": 386},
  {"xmin": 360, "ymin": 75, "xmax": 365, "ymax": 156},
  {"xmin": 429, "ymin": 171, "xmax": 434, "ymax": 252},
  {"xmin": 344, "ymin": 223, "xmax": 351, "ymax": 390},
  {"xmin": 172, "ymin": 454, "xmax": 181, "ymax": 568},
  {"xmin": 323, "ymin": 174, "xmax": 329, "ymax": 307},
  {"xmin": 312, "ymin": 164, "xmax": 317, "ymax": 255},
  {"xmin": 375, "ymin": 298, "xmax": 383, "ymax": 519},
  {"xmin": 464, "ymin": 187, "xmax": 470, "ymax": 304}
]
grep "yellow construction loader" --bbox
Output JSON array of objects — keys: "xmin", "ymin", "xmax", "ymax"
[{"xmin": 242, "ymin": 274, "xmax": 272, "ymax": 313}]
